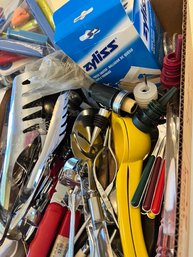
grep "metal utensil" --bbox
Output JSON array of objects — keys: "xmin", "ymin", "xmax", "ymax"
[
  {"xmin": 67, "ymin": 186, "xmax": 81, "ymax": 257},
  {"xmin": 48, "ymin": 158, "xmax": 82, "ymax": 257},
  {"xmin": 9, "ymin": 92, "xmax": 68, "ymax": 231},
  {"xmin": 93, "ymin": 127, "xmax": 118, "ymax": 228},
  {"xmin": 71, "ymin": 109, "xmax": 113, "ymax": 257}
]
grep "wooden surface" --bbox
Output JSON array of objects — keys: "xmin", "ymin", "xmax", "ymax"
[{"xmin": 177, "ymin": 0, "xmax": 193, "ymax": 256}]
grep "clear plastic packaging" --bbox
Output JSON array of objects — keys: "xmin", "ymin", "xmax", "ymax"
[
  {"xmin": 0, "ymin": 0, "xmax": 55, "ymax": 82},
  {"xmin": 24, "ymin": 51, "xmax": 94, "ymax": 96},
  {"xmin": 155, "ymin": 100, "xmax": 179, "ymax": 257},
  {"xmin": 0, "ymin": 50, "xmax": 93, "ymax": 239},
  {"xmin": 0, "ymin": 0, "xmax": 54, "ymax": 58},
  {"xmin": 164, "ymin": 102, "xmax": 179, "ymax": 236}
]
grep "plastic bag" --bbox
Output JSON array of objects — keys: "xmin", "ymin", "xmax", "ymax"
[
  {"xmin": 0, "ymin": 0, "xmax": 55, "ymax": 80},
  {"xmin": 0, "ymin": 0, "xmax": 54, "ymax": 56},
  {"xmin": 24, "ymin": 51, "xmax": 94, "ymax": 96}
]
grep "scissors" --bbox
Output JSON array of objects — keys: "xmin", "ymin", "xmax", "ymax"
[{"xmin": 93, "ymin": 127, "xmax": 118, "ymax": 228}]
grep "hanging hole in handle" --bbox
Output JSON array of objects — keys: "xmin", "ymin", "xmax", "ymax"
[
  {"xmin": 22, "ymin": 79, "xmax": 31, "ymax": 85},
  {"xmin": 74, "ymin": 7, "xmax": 94, "ymax": 23}
]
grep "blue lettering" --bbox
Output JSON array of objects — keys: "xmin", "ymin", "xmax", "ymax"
[
  {"xmin": 83, "ymin": 39, "xmax": 118, "ymax": 72},
  {"xmin": 141, "ymin": 0, "xmax": 149, "ymax": 41}
]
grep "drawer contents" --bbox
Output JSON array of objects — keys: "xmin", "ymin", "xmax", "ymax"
[{"xmin": 0, "ymin": 0, "xmax": 183, "ymax": 256}]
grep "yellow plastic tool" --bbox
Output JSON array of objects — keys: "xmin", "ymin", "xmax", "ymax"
[
  {"xmin": 111, "ymin": 113, "xmax": 151, "ymax": 257},
  {"xmin": 111, "ymin": 114, "xmax": 136, "ymax": 257},
  {"xmin": 147, "ymin": 211, "xmax": 156, "ymax": 219},
  {"xmin": 126, "ymin": 118, "xmax": 151, "ymax": 257}
]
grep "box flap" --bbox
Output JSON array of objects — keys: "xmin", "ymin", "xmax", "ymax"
[
  {"xmin": 122, "ymin": 0, "xmax": 135, "ymax": 21},
  {"xmin": 54, "ymin": 0, "xmax": 133, "ymax": 59}
]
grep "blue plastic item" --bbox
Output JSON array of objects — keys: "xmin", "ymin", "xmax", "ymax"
[
  {"xmin": 0, "ymin": 38, "xmax": 49, "ymax": 57},
  {"xmin": 26, "ymin": 0, "xmax": 59, "ymax": 49},
  {"xmin": 7, "ymin": 28, "xmax": 48, "ymax": 45}
]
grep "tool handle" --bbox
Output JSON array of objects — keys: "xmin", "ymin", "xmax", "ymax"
[
  {"xmin": 0, "ymin": 38, "xmax": 44, "ymax": 57},
  {"xmin": 0, "ymin": 50, "xmax": 26, "ymax": 65},
  {"xmin": 75, "ymin": 249, "xmax": 87, "ymax": 257},
  {"xmin": 27, "ymin": 203, "xmax": 66, "ymax": 257},
  {"xmin": 142, "ymin": 157, "xmax": 162, "ymax": 212},
  {"xmin": 59, "ymin": 210, "xmax": 71, "ymax": 237},
  {"xmin": 36, "ymin": 0, "xmax": 55, "ymax": 29},
  {"xmin": 59, "ymin": 210, "xmax": 81, "ymax": 237},
  {"xmin": 90, "ymin": 83, "xmax": 118, "ymax": 109},
  {"xmin": 131, "ymin": 155, "xmax": 155, "ymax": 207},
  {"xmin": 50, "ymin": 210, "xmax": 81, "ymax": 257},
  {"xmin": 88, "ymin": 195, "xmax": 113, "ymax": 257},
  {"xmin": 94, "ymin": 222, "xmax": 114, "ymax": 257},
  {"xmin": 7, "ymin": 28, "xmax": 48, "ymax": 45},
  {"xmin": 151, "ymin": 160, "xmax": 166, "ymax": 215},
  {"xmin": 50, "ymin": 209, "xmax": 70, "ymax": 257}
]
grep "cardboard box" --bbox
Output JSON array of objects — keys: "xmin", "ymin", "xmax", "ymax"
[
  {"xmin": 152, "ymin": 0, "xmax": 191, "ymax": 256},
  {"xmin": 2, "ymin": 0, "xmax": 191, "ymax": 256},
  {"xmin": 54, "ymin": 0, "xmax": 163, "ymax": 86}
]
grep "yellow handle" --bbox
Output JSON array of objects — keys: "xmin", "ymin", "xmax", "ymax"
[
  {"xmin": 128, "ymin": 161, "xmax": 149, "ymax": 257},
  {"xmin": 116, "ymin": 163, "xmax": 136, "ymax": 257},
  {"xmin": 111, "ymin": 113, "xmax": 151, "ymax": 257}
]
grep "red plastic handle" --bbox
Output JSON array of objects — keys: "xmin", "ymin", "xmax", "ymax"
[
  {"xmin": 48, "ymin": 158, "xmax": 64, "ymax": 199},
  {"xmin": 50, "ymin": 157, "xmax": 64, "ymax": 178},
  {"xmin": 59, "ymin": 210, "xmax": 82, "ymax": 237},
  {"xmin": 0, "ymin": 50, "xmax": 26, "ymax": 65},
  {"xmin": 49, "ymin": 210, "xmax": 82, "ymax": 257},
  {"xmin": 151, "ymin": 160, "xmax": 166, "ymax": 215},
  {"xmin": 59, "ymin": 210, "xmax": 71, "ymax": 237},
  {"xmin": 142, "ymin": 157, "xmax": 162, "ymax": 212},
  {"xmin": 27, "ymin": 203, "xmax": 67, "ymax": 257}
]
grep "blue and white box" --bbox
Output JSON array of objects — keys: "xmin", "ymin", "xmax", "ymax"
[{"xmin": 54, "ymin": 0, "xmax": 163, "ymax": 86}]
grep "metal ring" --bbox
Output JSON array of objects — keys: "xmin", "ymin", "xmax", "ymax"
[{"xmin": 112, "ymin": 90, "xmax": 129, "ymax": 114}]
